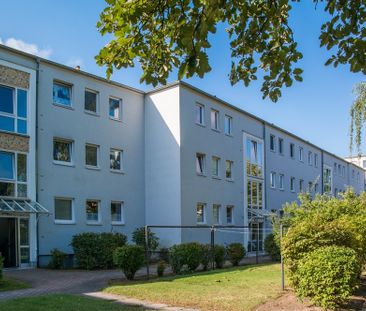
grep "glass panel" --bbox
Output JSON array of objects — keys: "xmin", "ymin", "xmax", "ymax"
[
  {"xmin": 0, "ymin": 200, "xmax": 12, "ymax": 211},
  {"xmin": 86, "ymin": 200, "xmax": 99, "ymax": 222},
  {"xmin": 111, "ymin": 202, "xmax": 122, "ymax": 222},
  {"xmin": 17, "ymin": 89, "xmax": 27, "ymax": 118},
  {"xmin": 17, "ymin": 154, "xmax": 27, "ymax": 182},
  {"xmin": 55, "ymin": 198, "xmax": 72, "ymax": 220},
  {"xmin": 0, "ymin": 151, "xmax": 14, "ymax": 179},
  {"xmin": 53, "ymin": 140, "xmax": 72, "ymax": 162},
  {"xmin": 20, "ymin": 219, "xmax": 29, "ymax": 246},
  {"xmin": 53, "ymin": 82, "xmax": 71, "ymax": 106},
  {"xmin": 85, "ymin": 90, "xmax": 97, "ymax": 112},
  {"xmin": 247, "ymin": 181, "xmax": 251, "ymax": 207},
  {"xmin": 0, "ymin": 115, "xmax": 15, "ymax": 132},
  {"xmin": 85, "ymin": 145, "xmax": 98, "ymax": 166},
  {"xmin": 20, "ymin": 248, "xmax": 30, "ymax": 264},
  {"xmin": 252, "ymin": 182, "xmax": 257, "ymax": 206},
  {"xmin": 17, "ymin": 119, "xmax": 27, "ymax": 134},
  {"xmin": 0, "ymin": 182, "xmax": 15, "ymax": 196},
  {"xmin": 213, "ymin": 205, "xmax": 220, "ymax": 224},
  {"xmin": 197, "ymin": 204, "xmax": 204, "ymax": 223},
  {"xmin": 110, "ymin": 149, "xmax": 121, "ymax": 170},
  {"xmin": 226, "ymin": 206, "xmax": 233, "ymax": 224},
  {"xmin": 109, "ymin": 98, "xmax": 121, "ymax": 119},
  {"xmin": 0, "ymin": 85, "xmax": 14, "ymax": 114},
  {"xmin": 17, "ymin": 184, "xmax": 27, "ymax": 197}
]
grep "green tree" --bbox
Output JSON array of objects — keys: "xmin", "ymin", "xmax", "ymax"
[
  {"xmin": 350, "ymin": 82, "xmax": 366, "ymax": 153},
  {"xmin": 96, "ymin": 0, "xmax": 365, "ymax": 102}
]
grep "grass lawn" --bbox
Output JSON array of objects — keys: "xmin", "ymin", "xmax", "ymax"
[
  {"xmin": 105, "ymin": 263, "xmax": 283, "ymax": 311},
  {"xmin": 0, "ymin": 277, "xmax": 29, "ymax": 292},
  {"xmin": 0, "ymin": 294, "xmax": 153, "ymax": 311}
]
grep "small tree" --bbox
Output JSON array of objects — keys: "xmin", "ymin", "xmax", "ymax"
[
  {"xmin": 114, "ymin": 245, "xmax": 145, "ymax": 280},
  {"xmin": 264, "ymin": 233, "xmax": 281, "ymax": 262},
  {"xmin": 132, "ymin": 227, "xmax": 159, "ymax": 251},
  {"xmin": 227, "ymin": 243, "xmax": 245, "ymax": 266}
]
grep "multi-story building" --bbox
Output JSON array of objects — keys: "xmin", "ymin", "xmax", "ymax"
[{"xmin": 0, "ymin": 44, "xmax": 364, "ymax": 268}]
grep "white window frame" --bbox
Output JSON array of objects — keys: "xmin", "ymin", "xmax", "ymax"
[
  {"xmin": 308, "ymin": 151, "xmax": 312, "ymax": 165},
  {"xmin": 111, "ymin": 201, "xmax": 124, "ymax": 225},
  {"xmin": 53, "ymin": 138, "xmax": 74, "ymax": 166},
  {"xmin": 224, "ymin": 115, "xmax": 233, "ymax": 136},
  {"xmin": 270, "ymin": 172, "xmax": 276, "ymax": 188},
  {"xmin": 270, "ymin": 135, "xmax": 276, "ymax": 152},
  {"xmin": 84, "ymin": 88, "xmax": 99, "ymax": 115},
  {"xmin": 54, "ymin": 197, "xmax": 75, "ymax": 225},
  {"xmin": 225, "ymin": 160, "xmax": 233, "ymax": 180},
  {"xmin": 196, "ymin": 153, "xmax": 206, "ymax": 176},
  {"xmin": 299, "ymin": 179, "xmax": 304, "ymax": 192},
  {"xmin": 290, "ymin": 143, "xmax": 295, "ymax": 159},
  {"xmin": 212, "ymin": 156, "xmax": 220, "ymax": 178},
  {"xmin": 290, "ymin": 177, "xmax": 295, "ymax": 192},
  {"xmin": 314, "ymin": 154, "xmax": 318, "ymax": 167},
  {"xmin": 196, "ymin": 203, "xmax": 206, "ymax": 224},
  {"xmin": 279, "ymin": 174, "xmax": 284, "ymax": 190},
  {"xmin": 299, "ymin": 147, "xmax": 304, "ymax": 162},
  {"xmin": 110, "ymin": 148, "xmax": 123, "ymax": 172},
  {"xmin": 53, "ymin": 80, "xmax": 73, "ymax": 108},
  {"xmin": 211, "ymin": 109, "xmax": 220, "ymax": 131},
  {"xmin": 278, "ymin": 138, "xmax": 284, "ymax": 155},
  {"xmin": 109, "ymin": 96, "xmax": 122, "ymax": 121},
  {"xmin": 212, "ymin": 204, "xmax": 221, "ymax": 225},
  {"xmin": 85, "ymin": 143, "xmax": 100, "ymax": 169},
  {"xmin": 226, "ymin": 205, "xmax": 234, "ymax": 224},
  {"xmin": 195, "ymin": 103, "xmax": 205, "ymax": 126},
  {"xmin": 86, "ymin": 199, "xmax": 101, "ymax": 224}
]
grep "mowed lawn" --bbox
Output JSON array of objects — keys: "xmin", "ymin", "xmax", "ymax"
[
  {"xmin": 0, "ymin": 277, "xmax": 29, "ymax": 292},
  {"xmin": 105, "ymin": 263, "xmax": 283, "ymax": 311},
  {"xmin": 0, "ymin": 294, "xmax": 153, "ymax": 311}
]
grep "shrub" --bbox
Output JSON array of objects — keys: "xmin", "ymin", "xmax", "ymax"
[
  {"xmin": 71, "ymin": 232, "xmax": 127, "ymax": 269},
  {"xmin": 169, "ymin": 242, "xmax": 202, "ymax": 274},
  {"xmin": 201, "ymin": 244, "xmax": 212, "ymax": 270},
  {"xmin": 264, "ymin": 233, "xmax": 281, "ymax": 261},
  {"xmin": 48, "ymin": 248, "xmax": 67, "ymax": 269},
  {"xmin": 296, "ymin": 246, "xmax": 361, "ymax": 309},
  {"xmin": 0, "ymin": 253, "xmax": 3, "ymax": 280},
  {"xmin": 157, "ymin": 260, "xmax": 166, "ymax": 277},
  {"xmin": 213, "ymin": 245, "xmax": 226, "ymax": 268},
  {"xmin": 114, "ymin": 245, "xmax": 145, "ymax": 280},
  {"xmin": 159, "ymin": 247, "xmax": 169, "ymax": 262},
  {"xmin": 227, "ymin": 243, "xmax": 245, "ymax": 266},
  {"xmin": 132, "ymin": 227, "xmax": 159, "ymax": 251}
]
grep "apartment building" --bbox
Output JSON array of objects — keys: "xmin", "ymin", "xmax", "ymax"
[{"xmin": 0, "ymin": 44, "xmax": 364, "ymax": 268}]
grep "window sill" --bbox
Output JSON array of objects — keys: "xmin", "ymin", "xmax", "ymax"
[
  {"xmin": 54, "ymin": 220, "xmax": 75, "ymax": 225},
  {"xmin": 225, "ymin": 133, "xmax": 233, "ymax": 138},
  {"xmin": 196, "ymin": 173, "xmax": 207, "ymax": 177},
  {"xmin": 195, "ymin": 122, "xmax": 206, "ymax": 128},
  {"xmin": 85, "ymin": 165, "xmax": 100, "ymax": 171},
  {"xmin": 212, "ymin": 175, "xmax": 221, "ymax": 180},
  {"xmin": 226, "ymin": 178, "xmax": 234, "ymax": 183},
  {"xmin": 111, "ymin": 222, "xmax": 125, "ymax": 226},
  {"xmin": 53, "ymin": 103, "xmax": 74, "ymax": 110},
  {"xmin": 0, "ymin": 130, "xmax": 30, "ymax": 138},
  {"xmin": 53, "ymin": 161, "xmax": 75, "ymax": 167},
  {"xmin": 109, "ymin": 117, "xmax": 122, "ymax": 123},
  {"xmin": 280, "ymin": 188, "xmax": 285, "ymax": 191},
  {"xmin": 86, "ymin": 222, "xmax": 102, "ymax": 226},
  {"xmin": 84, "ymin": 110, "xmax": 100, "ymax": 117},
  {"xmin": 110, "ymin": 169, "xmax": 125, "ymax": 175},
  {"xmin": 211, "ymin": 128, "xmax": 220, "ymax": 133}
]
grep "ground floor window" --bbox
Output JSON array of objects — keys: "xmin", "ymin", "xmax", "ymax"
[
  {"xmin": 196, "ymin": 203, "xmax": 206, "ymax": 224},
  {"xmin": 226, "ymin": 206, "xmax": 234, "ymax": 224},
  {"xmin": 212, "ymin": 204, "xmax": 220, "ymax": 224},
  {"xmin": 86, "ymin": 200, "xmax": 100, "ymax": 223},
  {"xmin": 54, "ymin": 198, "xmax": 74, "ymax": 224},
  {"xmin": 111, "ymin": 201, "xmax": 124, "ymax": 224}
]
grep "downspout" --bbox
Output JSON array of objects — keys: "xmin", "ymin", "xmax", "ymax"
[
  {"xmin": 263, "ymin": 122, "xmax": 267, "ymax": 210},
  {"xmin": 35, "ymin": 57, "xmax": 40, "ymax": 267},
  {"xmin": 320, "ymin": 150, "xmax": 324, "ymax": 194}
]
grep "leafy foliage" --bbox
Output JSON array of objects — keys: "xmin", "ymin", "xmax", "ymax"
[
  {"xmin": 200, "ymin": 244, "xmax": 212, "ymax": 271},
  {"xmin": 226, "ymin": 243, "xmax": 245, "ymax": 266},
  {"xmin": 114, "ymin": 245, "xmax": 145, "ymax": 280},
  {"xmin": 213, "ymin": 245, "xmax": 226, "ymax": 268},
  {"xmin": 132, "ymin": 227, "xmax": 159, "ymax": 251},
  {"xmin": 169, "ymin": 242, "xmax": 203, "ymax": 274},
  {"xmin": 350, "ymin": 82, "xmax": 366, "ymax": 153},
  {"xmin": 96, "ymin": 0, "xmax": 365, "ymax": 102},
  {"xmin": 296, "ymin": 246, "xmax": 361, "ymax": 309},
  {"xmin": 157, "ymin": 260, "xmax": 166, "ymax": 277},
  {"xmin": 0, "ymin": 253, "xmax": 3, "ymax": 280},
  {"xmin": 48, "ymin": 249, "xmax": 67, "ymax": 269},
  {"xmin": 264, "ymin": 233, "xmax": 281, "ymax": 262},
  {"xmin": 71, "ymin": 232, "xmax": 127, "ymax": 270}
]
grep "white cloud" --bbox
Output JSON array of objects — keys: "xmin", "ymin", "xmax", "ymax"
[
  {"xmin": 0, "ymin": 37, "xmax": 52, "ymax": 58},
  {"xmin": 66, "ymin": 57, "xmax": 84, "ymax": 69}
]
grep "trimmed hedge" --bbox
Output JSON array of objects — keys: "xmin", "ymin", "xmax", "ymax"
[
  {"xmin": 201, "ymin": 244, "xmax": 212, "ymax": 271},
  {"xmin": 71, "ymin": 232, "xmax": 127, "ymax": 270},
  {"xmin": 169, "ymin": 242, "xmax": 203, "ymax": 274},
  {"xmin": 213, "ymin": 245, "xmax": 226, "ymax": 268},
  {"xmin": 264, "ymin": 233, "xmax": 280, "ymax": 262},
  {"xmin": 227, "ymin": 243, "xmax": 245, "ymax": 266},
  {"xmin": 114, "ymin": 245, "xmax": 145, "ymax": 280},
  {"xmin": 48, "ymin": 248, "xmax": 67, "ymax": 269},
  {"xmin": 296, "ymin": 246, "xmax": 360, "ymax": 309}
]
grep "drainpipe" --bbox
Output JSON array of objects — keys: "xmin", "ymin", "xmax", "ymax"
[
  {"xmin": 320, "ymin": 150, "xmax": 324, "ymax": 194},
  {"xmin": 262, "ymin": 122, "xmax": 268, "ymax": 237},
  {"xmin": 35, "ymin": 58, "xmax": 40, "ymax": 268}
]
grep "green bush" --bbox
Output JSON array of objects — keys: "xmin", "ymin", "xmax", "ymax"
[
  {"xmin": 157, "ymin": 260, "xmax": 166, "ymax": 277},
  {"xmin": 264, "ymin": 233, "xmax": 281, "ymax": 261},
  {"xmin": 48, "ymin": 248, "xmax": 67, "ymax": 269},
  {"xmin": 169, "ymin": 242, "xmax": 203, "ymax": 274},
  {"xmin": 159, "ymin": 247, "xmax": 169, "ymax": 262},
  {"xmin": 213, "ymin": 245, "xmax": 226, "ymax": 268},
  {"xmin": 296, "ymin": 246, "xmax": 361, "ymax": 309},
  {"xmin": 114, "ymin": 245, "xmax": 145, "ymax": 280},
  {"xmin": 132, "ymin": 227, "xmax": 159, "ymax": 251},
  {"xmin": 201, "ymin": 244, "xmax": 212, "ymax": 271},
  {"xmin": 71, "ymin": 232, "xmax": 127, "ymax": 269},
  {"xmin": 0, "ymin": 253, "xmax": 3, "ymax": 280},
  {"xmin": 227, "ymin": 243, "xmax": 245, "ymax": 266}
]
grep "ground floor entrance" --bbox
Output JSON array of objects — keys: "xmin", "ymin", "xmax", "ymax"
[{"xmin": 0, "ymin": 217, "xmax": 30, "ymax": 268}]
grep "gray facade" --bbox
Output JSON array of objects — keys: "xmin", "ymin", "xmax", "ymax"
[{"xmin": 0, "ymin": 44, "xmax": 364, "ymax": 267}]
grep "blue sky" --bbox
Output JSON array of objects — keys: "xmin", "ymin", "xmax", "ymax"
[{"xmin": 1, "ymin": 0, "xmax": 364, "ymax": 157}]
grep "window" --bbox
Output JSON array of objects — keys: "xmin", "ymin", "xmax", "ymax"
[
  {"xmin": 225, "ymin": 160, "xmax": 233, "ymax": 179},
  {"xmin": 342, "ymin": 166, "xmax": 345, "ymax": 177},
  {"xmin": 226, "ymin": 206, "xmax": 234, "ymax": 224},
  {"xmin": 279, "ymin": 174, "xmax": 284, "ymax": 190},
  {"xmin": 85, "ymin": 144, "xmax": 99, "ymax": 168},
  {"xmin": 270, "ymin": 135, "xmax": 276, "ymax": 152},
  {"xmin": 290, "ymin": 177, "xmax": 295, "ymax": 192},
  {"xmin": 278, "ymin": 138, "xmax": 283, "ymax": 154},
  {"xmin": 299, "ymin": 179, "xmax": 304, "ymax": 192},
  {"xmin": 53, "ymin": 139, "xmax": 73, "ymax": 164},
  {"xmin": 314, "ymin": 183, "xmax": 318, "ymax": 193},
  {"xmin": 84, "ymin": 89, "xmax": 98, "ymax": 114},
  {"xmin": 224, "ymin": 115, "xmax": 232, "ymax": 135},
  {"xmin": 0, "ymin": 151, "xmax": 27, "ymax": 198},
  {"xmin": 54, "ymin": 198, "xmax": 74, "ymax": 223},
  {"xmin": 290, "ymin": 143, "xmax": 295, "ymax": 158},
  {"xmin": 196, "ymin": 103, "xmax": 204, "ymax": 125},
  {"xmin": 196, "ymin": 203, "xmax": 206, "ymax": 223},
  {"xmin": 86, "ymin": 200, "xmax": 100, "ymax": 223},
  {"xmin": 323, "ymin": 167, "xmax": 332, "ymax": 193},
  {"xmin": 213, "ymin": 204, "xmax": 221, "ymax": 224},
  {"xmin": 308, "ymin": 182, "xmax": 313, "ymax": 193},
  {"xmin": 196, "ymin": 153, "xmax": 206, "ymax": 175},
  {"xmin": 211, "ymin": 109, "xmax": 219, "ymax": 130},
  {"xmin": 246, "ymin": 138, "xmax": 263, "ymax": 178},
  {"xmin": 110, "ymin": 149, "xmax": 123, "ymax": 171},
  {"xmin": 314, "ymin": 154, "xmax": 318, "ymax": 167},
  {"xmin": 109, "ymin": 97, "xmax": 122, "ymax": 120},
  {"xmin": 111, "ymin": 201, "xmax": 124, "ymax": 224},
  {"xmin": 352, "ymin": 169, "xmax": 355, "ymax": 179},
  {"xmin": 299, "ymin": 147, "xmax": 303, "ymax": 162},
  {"xmin": 338, "ymin": 164, "xmax": 341, "ymax": 175},
  {"xmin": 212, "ymin": 156, "xmax": 220, "ymax": 177},
  {"xmin": 0, "ymin": 85, "xmax": 27, "ymax": 134},
  {"xmin": 308, "ymin": 151, "xmax": 312, "ymax": 165},
  {"xmin": 53, "ymin": 81, "xmax": 71, "ymax": 107},
  {"xmin": 334, "ymin": 163, "xmax": 337, "ymax": 174},
  {"xmin": 270, "ymin": 172, "xmax": 276, "ymax": 188}
]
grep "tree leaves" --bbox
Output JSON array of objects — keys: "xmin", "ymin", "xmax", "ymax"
[{"xmin": 96, "ymin": 0, "xmax": 365, "ymax": 102}]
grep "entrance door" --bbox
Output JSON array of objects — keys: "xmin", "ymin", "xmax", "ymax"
[{"xmin": 0, "ymin": 218, "xmax": 17, "ymax": 267}]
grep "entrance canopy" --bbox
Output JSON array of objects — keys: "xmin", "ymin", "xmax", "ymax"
[{"xmin": 0, "ymin": 199, "xmax": 49, "ymax": 215}]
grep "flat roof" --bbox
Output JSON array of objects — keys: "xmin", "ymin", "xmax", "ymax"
[{"xmin": 0, "ymin": 44, "xmax": 363, "ymax": 172}]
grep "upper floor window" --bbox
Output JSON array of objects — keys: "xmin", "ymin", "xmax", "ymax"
[
  {"xmin": 53, "ymin": 81, "xmax": 72, "ymax": 107},
  {"xmin": 85, "ymin": 144, "xmax": 99, "ymax": 168},
  {"xmin": 110, "ymin": 148, "xmax": 123, "ymax": 171},
  {"xmin": 196, "ymin": 103, "xmax": 205, "ymax": 125},
  {"xmin": 334, "ymin": 163, "xmax": 337, "ymax": 174},
  {"xmin": 278, "ymin": 138, "xmax": 284, "ymax": 155},
  {"xmin": 196, "ymin": 153, "xmax": 206, "ymax": 175},
  {"xmin": 338, "ymin": 164, "xmax": 341, "ymax": 175},
  {"xmin": 308, "ymin": 151, "xmax": 312, "ymax": 165},
  {"xmin": 84, "ymin": 89, "xmax": 98, "ymax": 114},
  {"xmin": 290, "ymin": 177, "xmax": 295, "ymax": 192},
  {"xmin": 270, "ymin": 172, "xmax": 276, "ymax": 188},
  {"xmin": 212, "ymin": 156, "xmax": 220, "ymax": 177},
  {"xmin": 299, "ymin": 179, "xmax": 304, "ymax": 192},
  {"xmin": 323, "ymin": 167, "xmax": 332, "ymax": 193},
  {"xmin": 342, "ymin": 166, "xmax": 345, "ymax": 177},
  {"xmin": 196, "ymin": 203, "xmax": 206, "ymax": 224},
  {"xmin": 299, "ymin": 147, "xmax": 304, "ymax": 162},
  {"xmin": 109, "ymin": 97, "xmax": 122, "ymax": 120},
  {"xmin": 314, "ymin": 154, "xmax": 318, "ymax": 167},
  {"xmin": 290, "ymin": 143, "xmax": 295, "ymax": 158},
  {"xmin": 270, "ymin": 135, "xmax": 276, "ymax": 152},
  {"xmin": 246, "ymin": 138, "xmax": 263, "ymax": 178},
  {"xmin": 0, "ymin": 85, "xmax": 27, "ymax": 134},
  {"xmin": 53, "ymin": 138, "xmax": 73, "ymax": 165},
  {"xmin": 224, "ymin": 115, "xmax": 232, "ymax": 135},
  {"xmin": 211, "ymin": 109, "xmax": 219, "ymax": 130},
  {"xmin": 279, "ymin": 174, "xmax": 284, "ymax": 190},
  {"xmin": 226, "ymin": 160, "xmax": 233, "ymax": 179}
]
